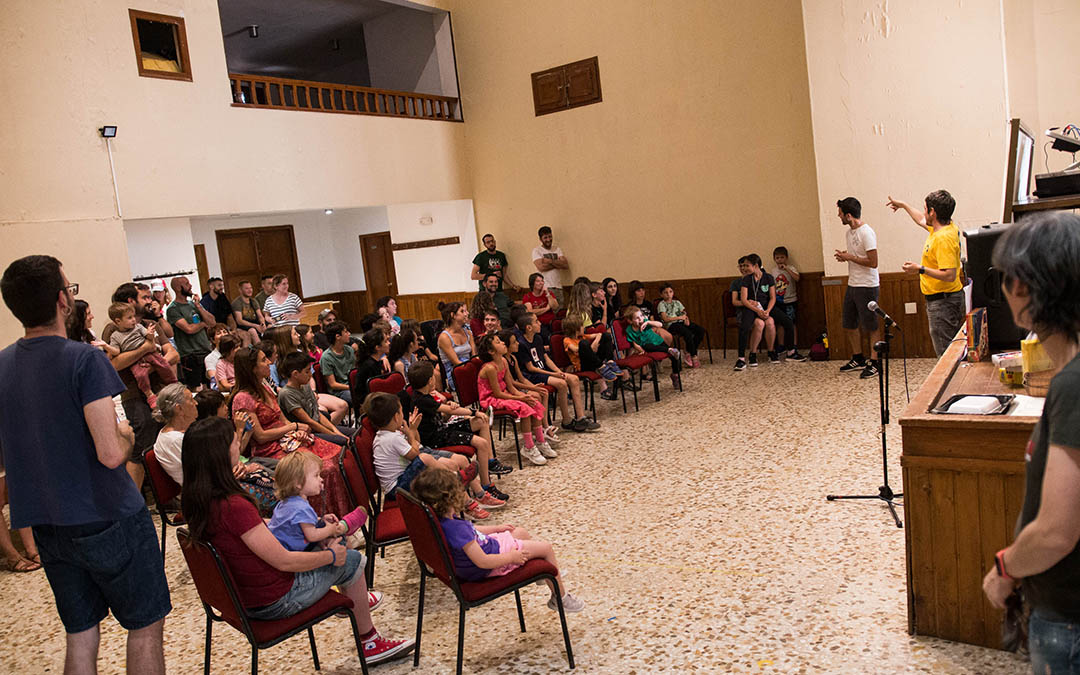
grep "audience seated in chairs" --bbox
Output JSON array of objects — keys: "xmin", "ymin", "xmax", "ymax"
[
  {"xmin": 436, "ymin": 302, "xmax": 475, "ymax": 393},
  {"xmin": 230, "ymin": 346, "xmax": 350, "ymax": 518},
  {"xmin": 231, "ymin": 279, "xmax": 268, "ymax": 346},
  {"xmin": 561, "ymin": 314, "xmax": 631, "ymax": 401},
  {"xmin": 374, "ymin": 296, "xmax": 404, "ymax": 329},
  {"xmin": 268, "ymin": 325, "xmax": 348, "ymax": 424},
  {"xmin": 178, "ymin": 416, "xmax": 414, "ymax": 666},
  {"xmin": 296, "ymin": 324, "xmax": 321, "ymax": 362},
  {"xmin": 516, "ymin": 314, "xmax": 598, "ymax": 432},
  {"xmin": 476, "ymin": 333, "xmax": 554, "ymax": 467},
  {"xmin": 601, "ymin": 278, "xmax": 623, "ymax": 324},
  {"xmin": 213, "ymin": 335, "xmax": 239, "ymax": 393},
  {"xmin": 203, "ymin": 324, "xmax": 231, "ymax": 389},
  {"xmin": 320, "ymin": 321, "xmax": 356, "ymax": 407},
  {"xmin": 522, "ymin": 272, "xmax": 558, "ymax": 340},
  {"xmin": 622, "ymin": 306, "xmax": 683, "ymax": 390},
  {"xmin": 261, "ymin": 274, "xmax": 304, "ymax": 327},
  {"xmin": 278, "ymin": 352, "xmax": 355, "ymax": 446},
  {"xmin": 352, "ymin": 328, "xmax": 391, "ymax": 404},
  {"xmin": 498, "ymin": 329, "xmax": 552, "ymax": 425},
  {"xmin": 388, "ymin": 330, "xmax": 419, "ymax": 378},
  {"xmin": 366, "ymin": 392, "xmax": 502, "ymax": 520},
  {"xmin": 656, "ymin": 282, "xmax": 707, "ymax": 368}
]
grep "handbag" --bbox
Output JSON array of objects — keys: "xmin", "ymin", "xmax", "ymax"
[{"xmin": 280, "ymin": 429, "xmax": 315, "ymax": 453}]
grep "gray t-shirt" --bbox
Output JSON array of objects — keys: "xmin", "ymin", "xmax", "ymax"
[
  {"xmin": 319, "ymin": 345, "xmax": 355, "ymax": 386},
  {"xmin": 110, "ymin": 323, "xmax": 149, "ymax": 353},
  {"xmin": 278, "ymin": 385, "xmax": 321, "ymax": 424},
  {"xmin": 166, "ymin": 300, "xmax": 212, "ymax": 357}
]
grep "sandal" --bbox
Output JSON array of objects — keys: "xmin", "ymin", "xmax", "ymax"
[{"xmin": 4, "ymin": 556, "xmax": 41, "ymax": 573}]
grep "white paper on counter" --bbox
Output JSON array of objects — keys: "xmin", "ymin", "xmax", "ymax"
[{"xmin": 1008, "ymin": 394, "xmax": 1045, "ymax": 417}]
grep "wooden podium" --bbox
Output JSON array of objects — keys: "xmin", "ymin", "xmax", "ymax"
[
  {"xmin": 899, "ymin": 335, "xmax": 1038, "ymax": 649},
  {"xmin": 297, "ymin": 300, "xmax": 336, "ymax": 327}
]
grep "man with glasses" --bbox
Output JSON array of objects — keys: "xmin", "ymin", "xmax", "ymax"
[{"xmin": 0, "ymin": 255, "xmax": 171, "ymax": 674}]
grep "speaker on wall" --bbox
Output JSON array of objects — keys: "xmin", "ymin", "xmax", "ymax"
[{"xmin": 963, "ymin": 222, "xmax": 1029, "ymax": 349}]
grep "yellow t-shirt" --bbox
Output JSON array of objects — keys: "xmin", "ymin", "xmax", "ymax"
[{"xmin": 920, "ymin": 223, "xmax": 963, "ymax": 295}]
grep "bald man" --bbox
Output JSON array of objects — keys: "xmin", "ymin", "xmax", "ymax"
[{"xmin": 165, "ymin": 276, "xmax": 216, "ymax": 389}]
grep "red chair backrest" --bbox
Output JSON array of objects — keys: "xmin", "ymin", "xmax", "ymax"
[
  {"xmin": 177, "ymin": 528, "xmax": 247, "ymax": 629},
  {"xmin": 368, "ymin": 371, "xmax": 405, "ymax": 395},
  {"xmin": 348, "ymin": 368, "xmax": 360, "ymax": 397},
  {"xmin": 354, "ymin": 418, "xmax": 384, "ymax": 503},
  {"xmin": 548, "ymin": 333, "xmax": 571, "ymax": 370},
  {"xmin": 611, "ymin": 318, "xmax": 633, "ymax": 354},
  {"xmin": 396, "ymin": 489, "xmax": 458, "ymax": 589},
  {"xmin": 551, "ymin": 319, "xmax": 563, "ymax": 334},
  {"xmin": 453, "ymin": 359, "xmax": 482, "ymax": 408},
  {"xmin": 311, "ymin": 365, "xmax": 328, "ymax": 394},
  {"xmin": 722, "ymin": 284, "xmax": 738, "ymax": 321},
  {"xmin": 339, "ymin": 444, "xmax": 377, "ymax": 514},
  {"xmin": 469, "ymin": 318, "xmax": 485, "ymax": 340},
  {"xmin": 144, "ymin": 448, "xmax": 181, "ymax": 506}
]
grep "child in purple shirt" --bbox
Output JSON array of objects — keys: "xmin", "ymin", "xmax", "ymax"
[{"xmin": 409, "ymin": 466, "xmax": 584, "ymax": 612}]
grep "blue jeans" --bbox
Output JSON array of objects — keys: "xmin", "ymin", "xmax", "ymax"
[
  {"xmin": 247, "ymin": 549, "xmax": 365, "ymax": 621},
  {"xmin": 1030, "ymin": 610, "xmax": 1080, "ymax": 674}
]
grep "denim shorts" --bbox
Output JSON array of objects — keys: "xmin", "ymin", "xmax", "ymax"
[
  {"xmin": 389, "ymin": 449, "xmax": 453, "ymax": 497},
  {"xmin": 32, "ymin": 507, "xmax": 172, "ymax": 633},
  {"xmin": 1029, "ymin": 609, "xmax": 1080, "ymax": 674},
  {"xmin": 247, "ymin": 549, "xmax": 365, "ymax": 621}
]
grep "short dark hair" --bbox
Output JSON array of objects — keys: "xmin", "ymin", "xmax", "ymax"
[
  {"xmin": 325, "ymin": 321, "xmax": 348, "ymax": 345},
  {"xmin": 992, "ymin": 212, "xmax": 1080, "ymax": 343},
  {"xmin": 218, "ymin": 334, "xmax": 239, "ymax": 358},
  {"xmin": 364, "ymin": 392, "xmax": 401, "ymax": 428},
  {"xmin": 737, "ymin": 256, "xmax": 748, "ymax": 264},
  {"xmin": 658, "ymin": 282, "xmax": 673, "ymax": 293},
  {"xmin": 483, "ymin": 273, "xmax": 499, "ymax": 283},
  {"xmin": 773, "ymin": 246, "xmax": 788, "ymax": 257},
  {"xmin": 477, "ymin": 332, "xmax": 500, "ymax": 362},
  {"xmin": 194, "ymin": 389, "xmax": 226, "ymax": 419},
  {"xmin": 628, "ymin": 280, "xmax": 645, "ymax": 296},
  {"xmin": 407, "ymin": 360, "xmax": 435, "ymax": 390},
  {"xmin": 1, "ymin": 255, "xmax": 65, "ymax": 328},
  {"xmin": 374, "ymin": 296, "xmax": 392, "ymax": 310},
  {"xmin": 256, "ymin": 339, "xmax": 276, "ymax": 360},
  {"xmin": 112, "ymin": 282, "xmax": 139, "ymax": 304},
  {"xmin": 207, "ymin": 277, "xmax": 222, "ymax": 284},
  {"xmin": 238, "ymin": 279, "xmax": 252, "ymax": 288},
  {"xmin": 538, "ymin": 226, "xmax": 552, "ymax": 238},
  {"xmin": 925, "ymin": 189, "xmax": 955, "ymax": 223},
  {"xmin": 482, "ymin": 233, "xmax": 494, "ymax": 242},
  {"xmin": 528, "ymin": 272, "xmax": 543, "ymax": 290},
  {"xmin": 280, "ymin": 351, "xmax": 314, "ymax": 379},
  {"xmin": 509, "ymin": 303, "xmax": 528, "ymax": 325},
  {"xmin": 260, "ymin": 275, "xmax": 273, "ymax": 282},
  {"xmin": 837, "ymin": 197, "xmax": 862, "ymax": 218},
  {"xmin": 134, "ymin": 282, "xmax": 150, "ymax": 292},
  {"xmin": 746, "ymin": 253, "xmax": 763, "ymax": 268},
  {"xmin": 359, "ymin": 313, "xmax": 380, "ymax": 332},
  {"xmin": 483, "ymin": 308, "xmax": 500, "ymax": 320},
  {"xmin": 516, "ymin": 313, "xmax": 537, "ymax": 332}
]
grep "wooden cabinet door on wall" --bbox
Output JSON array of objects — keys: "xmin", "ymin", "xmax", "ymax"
[
  {"xmin": 216, "ymin": 225, "xmax": 302, "ymax": 301},
  {"xmin": 531, "ymin": 57, "xmax": 601, "ymax": 116}
]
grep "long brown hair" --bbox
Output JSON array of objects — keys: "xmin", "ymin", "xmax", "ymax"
[
  {"xmin": 180, "ymin": 417, "xmax": 254, "ymax": 542},
  {"xmin": 265, "ymin": 325, "xmax": 299, "ymax": 372},
  {"xmin": 409, "ymin": 466, "xmax": 469, "ymax": 518},
  {"xmin": 231, "ymin": 346, "xmax": 271, "ymax": 404}
]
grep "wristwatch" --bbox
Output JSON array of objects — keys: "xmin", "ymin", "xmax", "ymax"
[
  {"xmin": 918, "ymin": 266, "xmax": 926, "ymax": 275},
  {"xmin": 995, "ymin": 549, "xmax": 1013, "ymax": 580}
]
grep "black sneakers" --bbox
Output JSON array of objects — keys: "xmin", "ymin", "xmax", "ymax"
[
  {"xmin": 787, "ymin": 351, "xmax": 808, "ymax": 362},
  {"xmin": 488, "ymin": 458, "xmax": 514, "ymax": 475},
  {"xmin": 859, "ymin": 361, "xmax": 880, "ymax": 379},
  {"xmin": 839, "ymin": 357, "xmax": 865, "ymax": 372},
  {"xmin": 748, "ymin": 353, "xmax": 759, "ymax": 368},
  {"xmin": 734, "ymin": 358, "xmax": 746, "ymax": 371}
]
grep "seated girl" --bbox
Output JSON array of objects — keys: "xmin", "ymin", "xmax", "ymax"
[
  {"xmin": 179, "ymin": 417, "xmax": 412, "ymax": 664},
  {"xmin": 267, "ymin": 451, "xmax": 368, "ymax": 551},
  {"xmin": 436, "ymin": 302, "xmax": 475, "ymax": 393},
  {"xmin": 623, "ymin": 306, "xmax": 682, "ymax": 389},
  {"xmin": 410, "ymin": 466, "xmax": 584, "ymax": 613},
  {"xmin": 353, "ymin": 327, "xmax": 392, "ymax": 403},
  {"xmin": 477, "ymin": 333, "xmax": 553, "ymax": 466},
  {"xmin": 388, "ymin": 329, "xmax": 419, "ymax": 378},
  {"xmin": 498, "ymin": 329, "xmax": 553, "ymax": 436}
]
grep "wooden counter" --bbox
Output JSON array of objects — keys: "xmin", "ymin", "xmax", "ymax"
[{"xmin": 899, "ymin": 335, "xmax": 1038, "ymax": 649}]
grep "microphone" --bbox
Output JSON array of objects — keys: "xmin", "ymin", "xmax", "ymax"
[{"xmin": 867, "ymin": 300, "xmax": 897, "ymax": 328}]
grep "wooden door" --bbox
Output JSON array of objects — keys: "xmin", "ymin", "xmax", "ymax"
[
  {"xmin": 193, "ymin": 244, "xmax": 210, "ymax": 291},
  {"xmin": 565, "ymin": 57, "xmax": 601, "ymax": 107},
  {"xmin": 359, "ymin": 232, "xmax": 398, "ymax": 301},
  {"xmin": 531, "ymin": 67, "xmax": 567, "ymax": 116},
  {"xmin": 216, "ymin": 225, "xmax": 302, "ymax": 301}
]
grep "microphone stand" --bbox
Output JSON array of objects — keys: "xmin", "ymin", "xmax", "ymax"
[{"xmin": 826, "ymin": 318, "xmax": 903, "ymax": 528}]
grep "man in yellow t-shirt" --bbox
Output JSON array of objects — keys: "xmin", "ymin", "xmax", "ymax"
[{"xmin": 887, "ymin": 190, "xmax": 965, "ymax": 356}]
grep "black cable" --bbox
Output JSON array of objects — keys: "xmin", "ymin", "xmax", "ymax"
[{"xmin": 1044, "ymin": 141, "xmax": 1052, "ymax": 173}]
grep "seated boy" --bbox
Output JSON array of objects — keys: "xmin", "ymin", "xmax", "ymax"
[
  {"xmin": 406, "ymin": 361, "xmax": 513, "ymax": 501},
  {"xmin": 517, "ymin": 314, "xmax": 598, "ymax": 433},
  {"xmin": 366, "ymin": 392, "xmax": 503, "ymax": 520},
  {"xmin": 481, "ymin": 309, "xmax": 501, "ymax": 337},
  {"xmin": 732, "ymin": 256, "xmax": 764, "ymax": 371},
  {"xmin": 622, "ymin": 306, "xmax": 682, "ymax": 389},
  {"xmin": 278, "ymin": 352, "xmax": 356, "ymax": 446},
  {"xmin": 107, "ymin": 301, "xmax": 177, "ymax": 406}
]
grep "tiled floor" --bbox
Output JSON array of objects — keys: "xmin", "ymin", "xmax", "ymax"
[{"xmin": 0, "ymin": 355, "xmax": 1029, "ymax": 673}]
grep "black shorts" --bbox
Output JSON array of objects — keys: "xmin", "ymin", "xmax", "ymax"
[
  {"xmin": 525, "ymin": 371, "xmax": 549, "ymax": 386},
  {"xmin": 842, "ymin": 286, "xmax": 879, "ymax": 331},
  {"xmin": 178, "ymin": 353, "xmax": 209, "ymax": 389},
  {"xmin": 423, "ymin": 419, "xmax": 475, "ymax": 449}
]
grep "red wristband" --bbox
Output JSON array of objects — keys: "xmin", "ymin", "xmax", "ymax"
[{"xmin": 995, "ymin": 549, "xmax": 1012, "ymax": 580}]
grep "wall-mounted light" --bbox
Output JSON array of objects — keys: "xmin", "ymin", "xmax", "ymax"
[
  {"xmin": 419, "ymin": 215, "xmax": 434, "ymax": 226},
  {"xmin": 99, "ymin": 125, "xmax": 117, "ymax": 138},
  {"xmin": 248, "ymin": 24, "xmax": 259, "ymax": 38},
  {"xmin": 324, "ymin": 209, "xmax": 334, "ymax": 215},
  {"xmin": 98, "ymin": 125, "xmax": 121, "ymax": 217}
]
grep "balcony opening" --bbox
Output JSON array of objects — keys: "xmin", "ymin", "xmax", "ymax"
[{"xmin": 218, "ymin": 0, "xmax": 461, "ymax": 121}]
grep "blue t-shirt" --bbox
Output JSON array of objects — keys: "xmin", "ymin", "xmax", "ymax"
[
  {"xmin": 268, "ymin": 496, "xmax": 318, "ymax": 551},
  {"xmin": 0, "ymin": 336, "xmax": 140, "ymax": 528},
  {"xmin": 440, "ymin": 515, "xmax": 499, "ymax": 581}
]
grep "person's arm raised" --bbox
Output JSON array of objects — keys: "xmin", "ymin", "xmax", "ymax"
[
  {"xmin": 84, "ymin": 397, "xmax": 133, "ymax": 469},
  {"xmin": 886, "ymin": 196, "xmax": 929, "ymax": 230}
]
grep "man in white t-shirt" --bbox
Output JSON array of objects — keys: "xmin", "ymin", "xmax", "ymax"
[
  {"xmin": 834, "ymin": 197, "xmax": 881, "ymax": 379},
  {"xmin": 531, "ymin": 226, "xmax": 569, "ymax": 304}
]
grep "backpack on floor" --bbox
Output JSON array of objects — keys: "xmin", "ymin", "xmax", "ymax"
[{"xmin": 810, "ymin": 331, "xmax": 829, "ymax": 361}]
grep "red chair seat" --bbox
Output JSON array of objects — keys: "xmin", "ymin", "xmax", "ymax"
[
  {"xmin": 616, "ymin": 354, "xmax": 653, "ymax": 370},
  {"xmin": 443, "ymin": 444, "xmax": 475, "ymax": 458},
  {"xmin": 645, "ymin": 352, "xmax": 668, "ymax": 362},
  {"xmin": 241, "ymin": 591, "xmax": 354, "ymax": 644},
  {"xmin": 574, "ymin": 370, "xmax": 602, "ymax": 381},
  {"xmin": 459, "ymin": 559, "xmax": 559, "ymax": 603},
  {"xmin": 374, "ymin": 506, "xmax": 407, "ymax": 543}
]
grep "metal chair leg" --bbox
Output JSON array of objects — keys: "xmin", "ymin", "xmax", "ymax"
[
  {"xmin": 346, "ymin": 611, "xmax": 370, "ymax": 675},
  {"xmin": 456, "ymin": 605, "xmax": 466, "ymax": 675},
  {"xmin": 204, "ymin": 614, "xmax": 213, "ymax": 675},
  {"xmin": 552, "ymin": 578, "xmax": 576, "ymax": 669},
  {"xmin": 251, "ymin": 644, "xmax": 258, "ymax": 675},
  {"xmin": 308, "ymin": 626, "xmax": 320, "ymax": 670},
  {"xmin": 515, "ymin": 589, "xmax": 526, "ymax": 632},
  {"xmin": 414, "ymin": 572, "xmax": 426, "ymax": 667},
  {"xmin": 651, "ymin": 363, "xmax": 661, "ymax": 401}
]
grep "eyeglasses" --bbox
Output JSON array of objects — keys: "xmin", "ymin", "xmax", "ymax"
[{"xmin": 63, "ymin": 283, "xmax": 79, "ymax": 296}]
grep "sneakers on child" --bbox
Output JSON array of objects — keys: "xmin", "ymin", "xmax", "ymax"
[
  {"xmin": 464, "ymin": 500, "xmax": 491, "ymax": 520},
  {"xmin": 483, "ymin": 483, "xmax": 509, "ymax": 501},
  {"xmin": 368, "ymin": 590, "xmax": 383, "ymax": 611},
  {"xmin": 537, "ymin": 442, "xmax": 558, "ymax": 459},
  {"xmin": 748, "ymin": 353, "xmax": 759, "ymax": 367},
  {"xmin": 362, "ymin": 631, "xmax": 415, "ymax": 665},
  {"xmin": 734, "ymin": 358, "xmax": 746, "ymax": 372},
  {"xmin": 566, "ymin": 418, "xmax": 587, "ymax": 433},
  {"xmin": 581, "ymin": 417, "xmax": 601, "ymax": 431},
  {"xmin": 521, "ymin": 446, "xmax": 548, "ymax": 465},
  {"xmin": 668, "ymin": 347, "xmax": 681, "ymax": 359},
  {"xmin": 787, "ymin": 350, "xmax": 808, "ymax": 362},
  {"xmin": 683, "ymin": 352, "xmax": 695, "ymax": 367},
  {"xmin": 488, "ymin": 457, "xmax": 514, "ymax": 475},
  {"xmin": 692, "ymin": 355, "xmax": 702, "ymax": 367},
  {"xmin": 839, "ymin": 356, "xmax": 865, "ymax": 372},
  {"xmin": 768, "ymin": 351, "xmax": 780, "ymax": 364},
  {"xmin": 600, "ymin": 388, "xmax": 618, "ymax": 401},
  {"xmin": 547, "ymin": 593, "xmax": 586, "ymax": 613},
  {"xmin": 476, "ymin": 491, "xmax": 506, "ymax": 509}
]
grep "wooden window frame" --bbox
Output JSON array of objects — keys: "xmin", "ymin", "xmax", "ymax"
[{"xmin": 129, "ymin": 9, "xmax": 193, "ymax": 82}]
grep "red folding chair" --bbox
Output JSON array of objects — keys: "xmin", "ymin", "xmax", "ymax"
[
  {"xmin": 176, "ymin": 528, "xmax": 369, "ymax": 675},
  {"xmin": 548, "ymin": 334, "xmax": 599, "ymax": 422},
  {"xmin": 655, "ymin": 297, "xmax": 714, "ymax": 364},
  {"xmin": 396, "ymin": 490, "xmax": 575, "ymax": 675},
  {"xmin": 611, "ymin": 319, "xmax": 658, "ymax": 410},
  {"xmin": 721, "ymin": 288, "xmax": 740, "ymax": 359},
  {"xmin": 367, "ymin": 371, "xmax": 405, "ymax": 395},
  {"xmin": 143, "ymin": 447, "xmax": 184, "ymax": 564},
  {"xmin": 454, "ymin": 358, "xmax": 520, "ymax": 468}
]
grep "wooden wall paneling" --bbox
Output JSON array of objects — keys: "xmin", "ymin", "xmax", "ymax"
[
  {"xmin": 953, "ymin": 472, "xmax": 986, "ymax": 642},
  {"xmin": 906, "ymin": 465, "xmax": 936, "ymax": 636},
  {"xmin": 928, "ymin": 470, "xmax": 960, "ymax": 641},
  {"xmin": 822, "ymin": 272, "xmax": 936, "ymax": 360}
]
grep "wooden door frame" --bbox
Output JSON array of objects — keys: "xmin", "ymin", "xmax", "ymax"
[
  {"xmin": 214, "ymin": 225, "xmax": 303, "ymax": 299},
  {"xmin": 358, "ymin": 231, "xmax": 399, "ymax": 300}
]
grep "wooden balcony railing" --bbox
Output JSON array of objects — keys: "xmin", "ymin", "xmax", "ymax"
[{"xmin": 229, "ymin": 73, "xmax": 460, "ymax": 122}]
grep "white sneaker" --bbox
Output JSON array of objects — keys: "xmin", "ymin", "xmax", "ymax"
[
  {"xmin": 537, "ymin": 442, "xmax": 558, "ymax": 458},
  {"xmin": 522, "ymin": 446, "xmax": 548, "ymax": 465},
  {"xmin": 548, "ymin": 593, "xmax": 585, "ymax": 613}
]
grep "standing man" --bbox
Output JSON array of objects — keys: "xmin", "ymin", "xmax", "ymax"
[
  {"xmin": 532, "ymin": 226, "xmax": 569, "ymax": 305},
  {"xmin": 200, "ymin": 277, "xmax": 235, "ymax": 330},
  {"xmin": 834, "ymin": 197, "xmax": 882, "ymax": 379},
  {"xmin": 232, "ymin": 279, "xmax": 268, "ymax": 346},
  {"xmin": 254, "ymin": 274, "xmax": 275, "ymax": 311},
  {"xmin": 471, "ymin": 233, "xmax": 520, "ymax": 293},
  {"xmin": 887, "ymin": 190, "xmax": 965, "ymax": 357},
  {"xmin": 0, "ymin": 255, "xmax": 170, "ymax": 674},
  {"xmin": 167, "ymin": 276, "xmax": 216, "ymax": 389}
]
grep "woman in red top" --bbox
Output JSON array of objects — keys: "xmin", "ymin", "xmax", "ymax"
[
  {"xmin": 229, "ymin": 347, "xmax": 350, "ymax": 517},
  {"xmin": 523, "ymin": 273, "xmax": 558, "ymax": 338},
  {"xmin": 179, "ymin": 417, "xmax": 413, "ymax": 665}
]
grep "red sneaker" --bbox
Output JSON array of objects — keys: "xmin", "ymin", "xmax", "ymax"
[
  {"xmin": 476, "ymin": 491, "xmax": 506, "ymax": 509},
  {"xmin": 362, "ymin": 631, "xmax": 415, "ymax": 665},
  {"xmin": 368, "ymin": 590, "xmax": 383, "ymax": 611},
  {"xmin": 458, "ymin": 462, "xmax": 478, "ymax": 485},
  {"xmin": 465, "ymin": 500, "xmax": 491, "ymax": 520}
]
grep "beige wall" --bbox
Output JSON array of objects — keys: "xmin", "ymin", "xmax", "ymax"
[
  {"xmin": 0, "ymin": 0, "xmax": 471, "ymax": 224},
  {"xmin": 802, "ymin": 0, "xmax": 1011, "ymax": 276},
  {"xmin": 0, "ymin": 219, "xmax": 131, "ymax": 345},
  {"xmin": 446, "ymin": 0, "xmax": 825, "ymax": 283}
]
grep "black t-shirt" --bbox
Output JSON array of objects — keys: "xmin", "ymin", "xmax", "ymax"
[
  {"xmin": 590, "ymin": 303, "xmax": 607, "ymax": 326},
  {"xmin": 313, "ymin": 331, "xmax": 330, "ymax": 351},
  {"xmin": 739, "ymin": 273, "xmax": 775, "ymax": 310},
  {"xmin": 517, "ymin": 333, "xmax": 548, "ymax": 373},
  {"xmin": 472, "ymin": 250, "xmax": 508, "ymax": 290},
  {"xmin": 631, "ymin": 301, "xmax": 655, "ymax": 322},
  {"xmin": 1018, "ymin": 351, "xmax": 1080, "ymax": 619},
  {"xmin": 410, "ymin": 391, "xmax": 445, "ymax": 443},
  {"xmin": 352, "ymin": 356, "xmax": 386, "ymax": 401},
  {"xmin": 201, "ymin": 292, "xmax": 233, "ymax": 324}
]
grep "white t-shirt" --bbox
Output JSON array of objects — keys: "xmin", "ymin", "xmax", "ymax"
[
  {"xmin": 204, "ymin": 349, "xmax": 222, "ymax": 375},
  {"xmin": 769, "ymin": 265, "xmax": 799, "ymax": 303},
  {"xmin": 372, "ymin": 429, "xmax": 413, "ymax": 493},
  {"xmin": 154, "ymin": 429, "xmax": 185, "ymax": 485},
  {"xmin": 531, "ymin": 244, "xmax": 565, "ymax": 291},
  {"xmin": 845, "ymin": 224, "xmax": 879, "ymax": 287}
]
